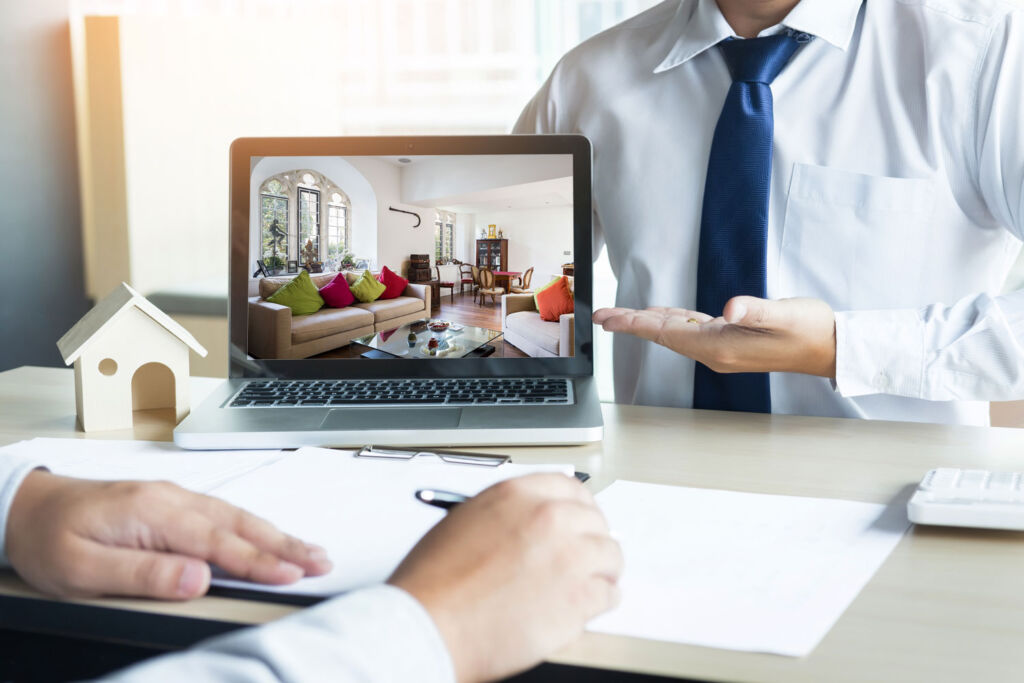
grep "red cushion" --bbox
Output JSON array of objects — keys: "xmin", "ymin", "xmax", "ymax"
[
  {"xmin": 535, "ymin": 276, "xmax": 574, "ymax": 322},
  {"xmin": 377, "ymin": 265, "xmax": 409, "ymax": 300},
  {"xmin": 318, "ymin": 273, "xmax": 355, "ymax": 308},
  {"xmin": 461, "ymin": 278, "xmax": 473, "ymax": 283},
  {"xmin": 440, "ymin": 281, "xmax": 454, "ymax": 287}
]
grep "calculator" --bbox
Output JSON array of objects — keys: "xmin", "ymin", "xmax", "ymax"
[{"xmin": 908, "ymin": 468, "xmax": 1024, "ymax": 530}]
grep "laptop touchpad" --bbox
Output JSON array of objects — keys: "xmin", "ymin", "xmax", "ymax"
[{"xmin": 320, "ymin": 408, "xmax": 461, "ymax": 431}]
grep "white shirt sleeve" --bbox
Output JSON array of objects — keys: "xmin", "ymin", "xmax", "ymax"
[
  {"xmin": 102, "ymin": 584, "xmax": 456, "ymax": 683},
  {"xmin": 834, "ymin": 11, "xmax": 1024, "ymax": 402},
  {"xmin": 0, "ymin": 455, "xmax": 46, "ymax": 567}
]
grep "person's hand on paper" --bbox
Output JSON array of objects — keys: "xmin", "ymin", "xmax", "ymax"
[
  {"xmin": 593, "ymin": 296, "xmax": 837, "ymax": 378},
  {"xmin": 388, "ymin": 473, "xmax": 623, "ymax": 683},
  {"xmin": 5, "ymin": 470, "xmax": 332, "ymax": 600}
]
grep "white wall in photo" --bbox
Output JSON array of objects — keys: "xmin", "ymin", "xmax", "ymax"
[{"xmin": 470, "ymin": 207, "xmax": 573, "ymax": 283}]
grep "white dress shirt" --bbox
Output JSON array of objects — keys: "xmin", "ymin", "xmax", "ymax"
[
  {"xmin": 515, "ymin": 0, "xmax": 1024, "ymax": 425},
  {"xmin": 0, "ymin": 457, "xmax": 455, "ymax": 682}
]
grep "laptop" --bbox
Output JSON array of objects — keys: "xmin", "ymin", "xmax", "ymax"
[{"xmin": 175, "ymin": 135, "xmax": 602, "ymax": 449}]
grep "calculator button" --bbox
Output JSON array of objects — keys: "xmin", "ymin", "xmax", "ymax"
[
  {"xmin": 958, "ymin": 470, "xmax": 989, "ymax": 489},
  {"xmin": 923, "ymin": 468, "xmax": 960, "ymax": 491},
  {"xmin": 987, "ymin": 471, "xmax": 1018, "ymax": 490}
]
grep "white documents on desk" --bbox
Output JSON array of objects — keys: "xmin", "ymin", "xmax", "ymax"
[
  {"xmin": 0, "ymin": 438, "xmax": 286, "ymax": 491},
  {"xmin": 0, "ymin": 439, "xmax": 908, "ymax": 656},
  {"xmin": 588, "ymin": 480, "xmax": 909, "ymax": 657}
]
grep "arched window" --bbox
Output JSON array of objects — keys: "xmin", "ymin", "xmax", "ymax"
[
  {"xmin": 434, "ymin": 211, "xmax": 455, "ymax": 263},
  {"xmin": 326, "ymin": 190, "xmax": 352, "ymax": 266},
  {"xmin": 259, "ymin": 170, "xmax": 350, "ymax": 272},
  {"xmin": 259, "ymin": 178, "xmax": 290, "ymax": 273}
]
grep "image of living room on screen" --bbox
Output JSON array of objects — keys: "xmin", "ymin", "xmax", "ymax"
[{"xmin": 247, "ymin": 155, "xmax": 576, "ymax": 360}]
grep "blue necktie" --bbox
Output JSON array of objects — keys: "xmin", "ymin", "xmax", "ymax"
[{"xmin": 692, "ymin": 32, "xmax": 806, "ymax": 413}]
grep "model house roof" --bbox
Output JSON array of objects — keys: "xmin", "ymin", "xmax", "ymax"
[{"xmin": 57, "ymin": 282, "xmax": 208, "ymax": 365}]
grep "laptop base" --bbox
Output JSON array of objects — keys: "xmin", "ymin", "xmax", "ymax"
[{"xmin": 175, "ymin": 376, "xmax": 603, "ymax": 449}]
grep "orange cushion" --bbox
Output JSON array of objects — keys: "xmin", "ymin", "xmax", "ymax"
[{"xmin": 535, "ymin": 276, "xmax": 574, "ymax": 322}]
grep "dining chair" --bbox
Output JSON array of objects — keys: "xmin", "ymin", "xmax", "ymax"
[
  {"xmin": 510, "ymin": 266, "xmax": 535, "ymax": 294},
  {"xmin": 477, "ymin": 268, "xmax": 504, "ymax": 306},
  {"xmin": 435, "ymin": 265, "xmax": 455, "ymax": 303},
  {"xmin": 458, "ymin": 263, "xmax": 475, "ymax": 295},
  {"xmin": 471, "ymin": 264, "xmax": 481, "ymax": 303}
]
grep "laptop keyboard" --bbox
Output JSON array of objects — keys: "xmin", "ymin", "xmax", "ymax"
[{"xmin": 227, "ymin": 378, "xmax": 572, "ymax": 408}]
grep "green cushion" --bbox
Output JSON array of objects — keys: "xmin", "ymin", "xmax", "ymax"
[
  {"xmin": 349, "ymin": 269, "xmax": 387, "ymax": 303},
  {"xmin": 534, "ymin": 277, "xmax": 564, "ymax": 309},
  {"xmin": 266, "ymin": 270, "xmax": 324, "ymax": 315}
]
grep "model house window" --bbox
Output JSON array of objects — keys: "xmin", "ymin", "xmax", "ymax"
[{"xmin": 434, "ymin": 212, "xmax": 455, "ymax": 263}]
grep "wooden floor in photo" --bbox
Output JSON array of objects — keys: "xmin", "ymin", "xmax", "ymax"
[{"xmin": 311, "ymin": 288, "xmax": 529, "ymax": 359}]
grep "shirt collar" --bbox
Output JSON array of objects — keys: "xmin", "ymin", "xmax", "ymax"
[{"xmin": 653, "ymin": 0, "xmax": 863, "ymax": 74}]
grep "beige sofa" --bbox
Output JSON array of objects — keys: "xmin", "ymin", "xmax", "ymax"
[
  {"xmin": 247, "ymin": 272, "xmax": 430, "ymax": 359},
  {"xmin": 501, "ymin": 294, "xmax": 574, "ymax": 358}
]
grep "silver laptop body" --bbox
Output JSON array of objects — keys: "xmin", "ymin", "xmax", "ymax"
[{"xmin": 175, "ymin": 135, "xmax": 602, "ymax": 449}]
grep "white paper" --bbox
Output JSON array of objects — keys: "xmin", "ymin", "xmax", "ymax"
[
  {"xmin": 0, "ymin": 438, "xmax": 285, "ymax": 492},
  {"xmin": 588, "ymin": 480, "xmax": 909, "ymax": 657},
  {"xmin": 207, "ymin": 446, "xmax": 575, "ymax": 596}
]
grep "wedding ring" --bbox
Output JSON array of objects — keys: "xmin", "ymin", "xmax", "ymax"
[{"xmin": 687, "ymin": 318, "xmax": 698, "ymax": 324}]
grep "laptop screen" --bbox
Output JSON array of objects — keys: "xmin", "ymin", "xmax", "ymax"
[{"xmin": 230, "ymin": 138, "xmax": 592, "ymax": 379}]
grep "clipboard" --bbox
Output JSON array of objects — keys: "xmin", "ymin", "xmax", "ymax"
[
  {"xmin": 356, "ymin": 445, "xmax": 590, "ymax": 482},
  {"xmin": 206, "ymin": 445, "xmax": 589, "ymax": 606}
]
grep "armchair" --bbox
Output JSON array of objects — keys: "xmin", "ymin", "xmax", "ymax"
[{"xmin": 501, "ymin": 293, "xmax": 574, "ymax": 358}]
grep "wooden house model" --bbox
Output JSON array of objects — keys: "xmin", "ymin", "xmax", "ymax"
[{"xmin": 57, "ymin": 283, "xmax": 207, "ymax": 432}]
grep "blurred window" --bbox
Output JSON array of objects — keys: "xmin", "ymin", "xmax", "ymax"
[
  {"xmin": 75, "ymin": 0, "xmax": 660, "ymax": 398},
  {"xmin": 435, "ymin": 211, "xmax": 456, "ymax": 263}
]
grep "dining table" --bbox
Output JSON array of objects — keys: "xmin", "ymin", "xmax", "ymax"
[{"xmin": 491, "ymin": 270, "xmax": 522, "ymax": 292}]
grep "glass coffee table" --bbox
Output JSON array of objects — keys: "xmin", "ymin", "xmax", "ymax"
[{"xmin": 351, "ymin": 319, "xmax": 502, "ymax": 359}]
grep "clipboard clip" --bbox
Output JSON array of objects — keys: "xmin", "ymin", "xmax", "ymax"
[{"xmin": 356, "ymin": 445, "xmax": 511, "ymax": 467}]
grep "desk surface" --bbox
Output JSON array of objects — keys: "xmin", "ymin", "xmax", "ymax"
[{"xmin": 3, "ymin": 365, "xmax": 1024, "ymax": 682}]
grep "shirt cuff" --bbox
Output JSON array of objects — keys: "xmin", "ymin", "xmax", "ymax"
[
  {"xmin": 110, "ymin": 584, "xmax": 456, "ymax": 682},
  {"xmin": 0, "ymin": 456, "xmax": 47, "ymax": 567},
  {"xmin": 833, "ymin": 309, "xmax": 925, "ymax": 398}
]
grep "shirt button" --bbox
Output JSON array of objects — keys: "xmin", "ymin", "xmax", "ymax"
[{"xmin": 875, "ymin": 372, "xmax": 891, "ymax": 391}]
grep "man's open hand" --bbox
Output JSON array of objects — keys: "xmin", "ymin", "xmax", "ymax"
[
  {"xmin": 5, "ymin": 471, "xmax": 332, "ymax": 600},
  {"xmin": 593, "ymin": 296, "xmax": 837, "ymax": 378}
]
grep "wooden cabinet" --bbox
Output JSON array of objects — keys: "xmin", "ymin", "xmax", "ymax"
[{"xmin": 476, "ymin": 239, "xmax": 508, "ymax": 271}]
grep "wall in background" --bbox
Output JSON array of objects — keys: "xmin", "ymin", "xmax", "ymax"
[
  {"xmin": 0, "ymin": 1, "xmax": 91, "ymax": 371},
  {"xmin": 469, "ymin": 208, "xmax": 573, "ymax": 283}
]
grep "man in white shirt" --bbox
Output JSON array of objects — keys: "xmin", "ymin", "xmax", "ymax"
[
  {"xmin": 1, "ymin": 457, "xmax": 621, "ymax": 682},
  {"xmin": 515, "ymin": 0, "xmax": 1024, "ymax": 424}
]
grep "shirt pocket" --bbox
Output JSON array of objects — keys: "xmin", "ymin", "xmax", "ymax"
[{"xmin": 778, "ymin": 163, "xmax": 936, "ymax": 310}]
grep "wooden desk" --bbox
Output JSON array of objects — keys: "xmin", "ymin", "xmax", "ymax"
[{"xmin": 2, "ymin": 366, "xmax": 1024, "ymax": 682}]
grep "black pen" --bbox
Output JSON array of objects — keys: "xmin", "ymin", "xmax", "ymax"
[{"xmin": 416, "ymin": 489, "xmax": 469, "ymax": 510}]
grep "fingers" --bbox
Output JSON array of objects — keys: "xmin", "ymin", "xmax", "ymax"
[
  {"xmin": 175, "ymin": 492, "xmax": 332, "ymax": 578},
  {"xmin": 595, "ymin": 309, "xmax": 674, "ymax": 343},
  {"xmin": 157, "ymin": 509, "xmax": 313, "ymax": 585},
  {"xmin": 489, "ymin": 472, "xmax": 594, "ymax": 505},
  {"xmin": 534, "ymin": 500, "xmax": 612, "ymax": 538},
  {"xmin": 575, "ymin": 535, "xmax": 625, "ymax": 619},
  {"xmin": 71, "ymin": 538, "xmax": 212, "ymax": 600},
  {"xmin": 723, "ymin": 295, "xmax": 780, "ymax": 326},
  {"xmin": 592, "ymin": 307, "xmax": 635, "ymax": 324},
  {"xmin": 643, "ymin": 307, "xmax": 713, "ymax": 323},
  {"xmin": 581, "ymin": 533, "xmax": 624, "ymax": 583}
]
